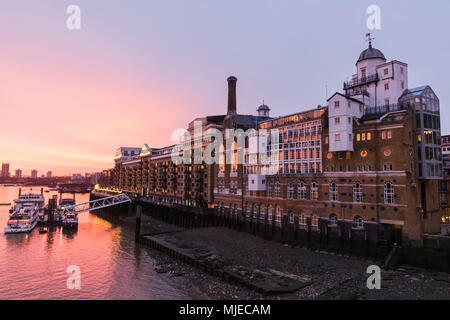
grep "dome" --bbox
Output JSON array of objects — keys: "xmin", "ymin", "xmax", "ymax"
[
  {"xmin": 357, "ymin": 45, "xmax": 386, "ymax": 63},
  {"xmin": 257, "ymin": 104, "xmax": 270, "ymax": 111}
]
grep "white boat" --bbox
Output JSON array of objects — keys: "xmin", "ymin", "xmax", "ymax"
[
  {"xmin": 5, "ymin": 193, "xmax": 45, "ymax": 234},
  {"xmin": 59, "ymin": 198, "xmax": 78, "ymax": 228}
]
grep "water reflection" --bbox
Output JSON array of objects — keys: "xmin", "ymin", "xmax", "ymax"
[{"xmin": 0, "ymin": 186, "xmax": 189, "ymax": 299}]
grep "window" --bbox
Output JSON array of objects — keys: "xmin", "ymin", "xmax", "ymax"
[
  {"xmin": 329, "ymin": 214, "xmax": 338, "ymax": 227},
  {"xmin": 312, "ymin": 215, "xmax": 318, "ymax": 228},
  {"xmin": 357, "ymin": 133, "xmax": 361, "ymax": 141},
  {"xmin": 348, "ymin": 101, "xmax": 351, "ymax": 108},
  {"xmin": 353, "ymin": 182, "xmax": 363, "ymax": 203},
  {"xmin": 334, "ymin": 101, "xmax": 340, "ymax": 108},
  {"xmin": 335, "ymin": 117, "xmax": 340, "ymax": 125},
  {"xmin": 266, "ymin": 180, "xmax": 272, "ymax": 197},
  {"xmin": 289, "ymin": 213, "xmax": 295, "ymax": 224},
  {"xmin": 367, "ymin": 132, "xmax": 371, "ymax": 141},
  {"xmin": 275, "ymin": 207, "xmax": 282, "ymax": 227},
  {"xmin": 335, "ymin": 134, "xmax": 341, "ymax": 142},
  {"xmin": 384, "ymin": 182, "xmax": 394, "ymax": 204},
  {"xmin": 287, "ymin": 182, "xmax": 294, "ymax": 199},
  {"xmin": 361, "ymin": 68, "xmax": 366, "ymax": 78},
  {"xmin": 384, "ymin": 83, "xmax": 389, "ymax": 90},
  {"xmin": 267, "ymin": 206, "xmax": 273, "ymax": 225},
  {"xmin": 259, "ymin": 206, "xmax": 266, "ymax": 222},
  {"xmin": 298, "ymin": 181, "xmax": 307, "ymax": 200},
  {"xmin": 349, "ymin": 134, "xmax": 352, "ymax": 141},
  {"xmin": 348, "ymin": 117, "xmax": 351, "ymax": 124},
  {"xmin": 385, "ymin": 99, "xmax": 390, "ymax": 106},
  {"xmin": 352, "ymin": 216, "xmax": 364, "ymax": 229},
  {"xmin": 383, "ymin": 163, "xmax": 393, "ymax": 171},
  {"xmin": 246, "ymin": 203, "xmax": 251, "ymax": 220},
  {"xmin": 362, "ymin": 133, "xmax": 366, "ymax": 141},
  {"xmin": 387, "ymin": 130, "xmax": 392, "ymax": 139},
  {"xmin": 401, "ymin": 81, "xmax": 405, "ymax": 89},
  {"xmin": 400, "ymin": 67, "xmax": 404, "ymax": 74},
  {"xmin": 274, "ymin": 181, "xmax": 280, "ymax": 198},
  {"xmin": 384, "ymin": 68, "xmax": 388, "ymax": 75},
  {"xmin": 330, "ymin": 182, "xmax": 338, "ymax": 201},
  {"xmin": 311, "ymin": 182, "xmax": 318, "ymax": 200},
  {"xmin": 299, "ymin": 214, "xmax": 306, "ymax": 226}
]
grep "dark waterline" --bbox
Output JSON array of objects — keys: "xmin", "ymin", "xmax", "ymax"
[{"xmin": 0, "ymin": 186, "xmax": 190, "ymax": 299}]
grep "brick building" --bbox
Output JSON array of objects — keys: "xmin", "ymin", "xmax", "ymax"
[{"xmin": 101, "ymin": 40, "xmax": 443, "ymax": 246}]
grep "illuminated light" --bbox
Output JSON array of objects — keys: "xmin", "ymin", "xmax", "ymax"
[{"xmin": 361, "ymin": 150, "xmax": 368, "ymax": 157}]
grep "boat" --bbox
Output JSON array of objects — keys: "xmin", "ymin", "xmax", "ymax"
[
  {"xmin": 4, "ymin": 191, "xmax": 45, "ymax": 234},
  {"xmin": 58, "ymin": 197, "xmax": 78, "ymax": 228}
]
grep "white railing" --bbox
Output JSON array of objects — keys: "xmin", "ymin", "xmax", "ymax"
[{"xmin": 61, "ymin": 193, "xmax": 131, "ymax": 215}]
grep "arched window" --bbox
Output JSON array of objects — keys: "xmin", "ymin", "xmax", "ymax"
[
  {"xmin": 266, "ymin": 180, "xmax": 272, "ymax": 197},
  {"xmin": 275, "ymin": 207, "xmax": 282, "ymax": 227},
  {"xmin": 330, "ymin": 181, "xmax": 338, "ymax": 201},
  {"xmin": 353, "ymin": 216, "xmax": 364, "ymax": 229},
  {"xmin": 289, "ymin": 212, "xmax": 295, "ymax": 224},
  {"xmin": 231, "ymin": 141, "xmax": 238, "ymax": 173},
  {"xmin": 267, "ymin": 206, "xmax": 273, "ymax": 225},
  {"xmin": 252, "ymin": 204, "xmax": 258, "ymax": 222},
  {"xmin": 287, "ymin": 182, "xmax": 294, "ymax": 199},
  {"xmin": 219, "ymin": 144, "xmax": 225, "ymax": 173},
  {"xmin": 384, "ymin": 182, "xmax": 394, "ymax": 204},
  {"xmin": 353, "ymin": 182, "xmax": 363, "ymax": 203},
  {"xmin": 274, "ymin": 181, "xmax": 281, "ymax": 198},
  {"xmin": 299, "ymin": 214, "xmax": 307, "ymax": 226},
  {"xmin": 311, "ymin": 181, "xmax": 318, "ymax": 200},
  {"xmin": 298, "ymin": 181, "xmax": 307, "ymax": 200},
  {"xmin": 329, "ymin": 214, "xmax": 338, "ymax": 226},
  {"xmin": 312, "ymin": 215, "xmax": 318, "ymax": 227},
  {"xmin": 259, "ymin": 205, "xmax": 266, "ymax": 222}
]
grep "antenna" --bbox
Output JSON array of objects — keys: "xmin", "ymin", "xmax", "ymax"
[{"xmin": 365, "ymin": 32, "xmax": 375, "ymax": 48}]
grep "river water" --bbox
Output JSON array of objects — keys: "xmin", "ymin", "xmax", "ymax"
[{"xmin": 0, "ymin": 186, "xmax": 190, "ymax": 299}]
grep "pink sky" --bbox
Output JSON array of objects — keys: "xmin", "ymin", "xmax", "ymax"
[{"xmin": 1, "ymin": 1, "xmax": 449, "ymax": 176}]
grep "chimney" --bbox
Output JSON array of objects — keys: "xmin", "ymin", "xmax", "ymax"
[{"xmin": 227, "ymin": 76, "xmax": 237, "ymax": 115}]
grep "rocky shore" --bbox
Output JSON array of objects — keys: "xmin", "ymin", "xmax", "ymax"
[{"xmin": 139, "ymin": 217, "xmax": 450, "ymax": 300}]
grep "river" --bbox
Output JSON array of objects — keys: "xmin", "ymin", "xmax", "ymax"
[{"xmin": 0, "ymin": 186, "xmax": 191, "ymax": 299}]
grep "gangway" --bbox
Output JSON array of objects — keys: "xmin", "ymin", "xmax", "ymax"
[{"xmin": 61, "ymin": 193, "xmax": 132, "ymax": 215}]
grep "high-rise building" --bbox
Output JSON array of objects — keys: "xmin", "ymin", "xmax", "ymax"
[
  {"xmin": 31, "ymin": 170, "xmax": 38, "ymax": 179},
  {"xmin": 1, "ymin": 163, "xmax": 10, "ymax": 178},
  {"xmin": 15, "ymin": 169, "xmax": 22, "ymax": 178}
]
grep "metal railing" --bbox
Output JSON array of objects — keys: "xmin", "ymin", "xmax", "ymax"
[
  {"xmin": 363, "ymin": 104, "xmax": 407, "ymax": 116},
  {"xmin": 344, "ymin": 73, "xmax": 379, "ymax": 89},
  {"xmin": 62, "ymin": 193, "xmax": 131, "ymax": 215}
]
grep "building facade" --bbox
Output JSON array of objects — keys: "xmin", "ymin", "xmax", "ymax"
[{"xmin": 100, "ymin": 40, "xmax": 443, "ymax": 246}]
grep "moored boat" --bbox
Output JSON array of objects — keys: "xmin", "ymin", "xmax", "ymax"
[{"xmin": 4, "ymin": 190, "xmax": 45, "ymax": 234}]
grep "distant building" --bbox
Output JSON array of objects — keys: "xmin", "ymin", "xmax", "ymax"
[
  {"xmin": 441, "ymin": 135, "xmax": 450, "ymax": 222},
  {"xmin": 46, "ymin": 171, "xmax": 52, "ymax": 178},
  {"xmin": 1, "ymin": 163, "xmax": 10, "ymax": 178},
  {"xmin": 31, "ymin": 170, "xmax": 38, "ymax": 179},
  {"xmin": 15, "ymin": 169, "xmax": 22, "ymax": 178}
]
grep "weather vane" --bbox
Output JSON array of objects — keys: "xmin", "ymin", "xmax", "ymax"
[{"xmin": 365, "ymin": 32, "xmax": 375, "ymax": 47}]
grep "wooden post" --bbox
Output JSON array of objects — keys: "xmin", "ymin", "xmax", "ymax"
[{"xmin": 135, "ymin": 205, "xmax": 142, "ymax": 242}]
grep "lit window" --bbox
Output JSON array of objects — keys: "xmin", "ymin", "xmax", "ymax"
[
  {"xmin": 362, "ymin": 133, "xmax": 366, "ymax": 141},
  {"xmin": 311, "ymin": 182, "xmax": 318, "ymax": 200},
  {"xmin": 381, "ymin": 131, "xmax": 386, "ymax": 140},
  {"xmin": 335, "ymin": 134, "xmax": 341, "ymax": 141},
  {"xmin": 367, "ymin": 132, "xmax": 372, "ymax": 140},
  {"xmin": 357, "ymin": 133, "xmax": 361, "ymax": 141},
  {"xmin": 387, "ymin": 130, "xmax": 392, "ymax": 139},
  {"xmin": 335, "ymin": 117, "xmax": 340, "ymax": 125}
]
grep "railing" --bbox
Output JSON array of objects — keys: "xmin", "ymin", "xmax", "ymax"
[
  {"xmin": 346, "ymin": 89, "xmax": 369, "ymax": 97},
  {"xmin": 363, "ymin": 104, "xmax": 408, "ymax": 116},
  {"xmin": 62, "ymin": 193, "xmax": 131, "ymax": 215},
  {"xmin": 343, "ymin": 73, "xmax": 379, "ymax": 89}
]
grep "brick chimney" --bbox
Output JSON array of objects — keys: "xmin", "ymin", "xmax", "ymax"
[{"xmin": 227, "ymin": 76, "xmax": 237, "ymax": 115}]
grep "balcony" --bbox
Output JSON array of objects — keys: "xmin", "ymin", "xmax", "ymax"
[
  {"xmin": 343, "ymin": 73, "xmax": 379, "ymax": 90},
  {"xmin": 363, "ymin": 104, "xmax": 408, "ymax": 116}
]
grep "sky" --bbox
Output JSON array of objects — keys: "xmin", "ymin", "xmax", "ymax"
[{"xmin": 0, "ymin": 0, "xmax": 449, "ymax": 176}]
